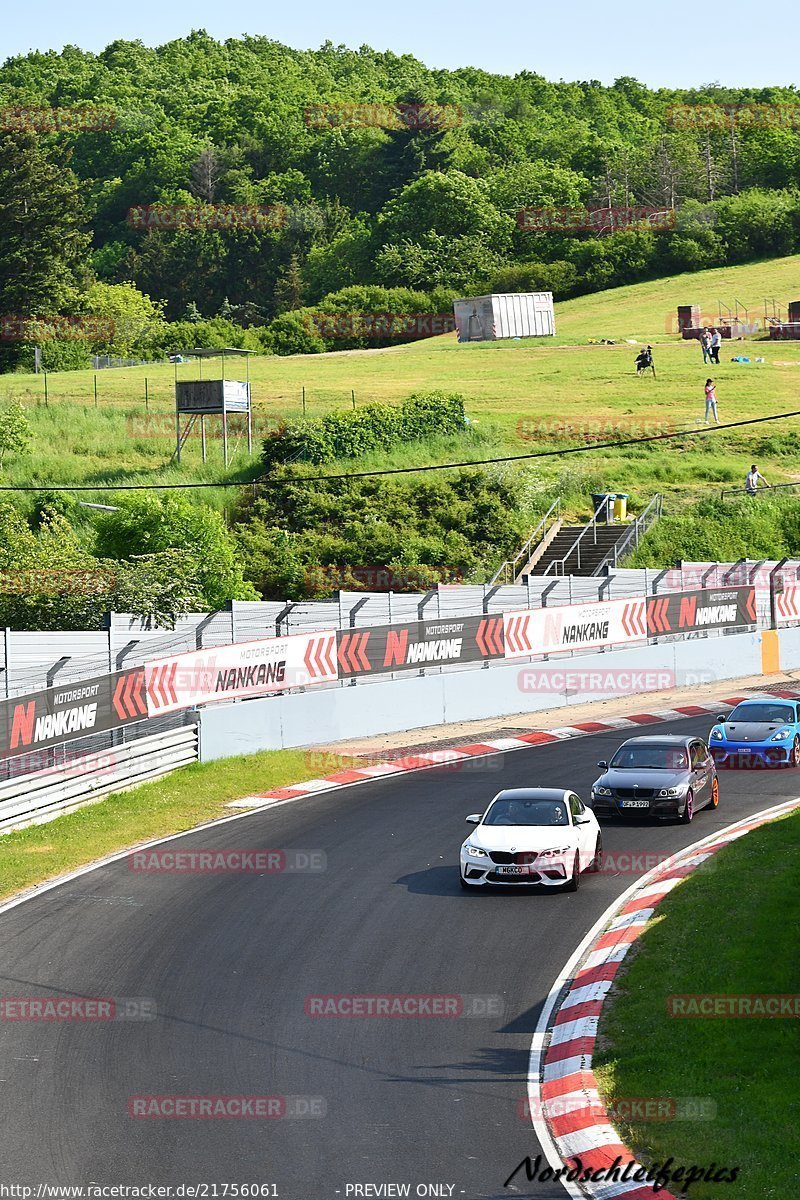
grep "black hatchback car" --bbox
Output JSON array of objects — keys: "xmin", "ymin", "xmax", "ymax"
[{"xmin": 590, "ymin": 734, "xmax": 719, "ymax": 823}]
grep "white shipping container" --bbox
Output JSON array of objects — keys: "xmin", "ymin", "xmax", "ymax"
[{"xmin": 453, "ymin": 292, "xmax": 555, "ymax": 342}]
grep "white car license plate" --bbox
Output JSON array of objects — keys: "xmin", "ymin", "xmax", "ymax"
[
  {"xmin": 620, "ymin": 799, "xmax": 650, "ymax": 808},
  {"xmin": 497, "ymin": 864, "xmax": 532, "ymax": 875}
]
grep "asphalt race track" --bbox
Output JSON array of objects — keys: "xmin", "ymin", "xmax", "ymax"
[{"xmin": 0, "ymin": 715, "xmax": 796, "ymax": 1199}]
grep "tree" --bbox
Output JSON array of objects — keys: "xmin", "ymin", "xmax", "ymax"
[
  {"xmin": 0, "ymin": 133, "xmax": 88, "ymax": 316},
  {"xmin": 94, "ymin": 494, "xmax": 259, "ymax": 609},
  {"xmin": 0, "ymin": 401, "xmax": 32, "ymax": 468},
  {"xmin": 273, "ymin": 254, "xmax": 304, "ymax": 313},
  {"xmin": 190, "ymin": 145, "xmax": 222, "ymax": 202}
]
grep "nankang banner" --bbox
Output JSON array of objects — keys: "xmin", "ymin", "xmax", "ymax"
[
  {"xmin": 0, "ymin": 666, "xmax": 148, "ymax": 763},
  {"xmin": 646, "ymin": 586, "xmax": 756, "ymax": 635},
  {"xmin": 503, "ymin": 597, "xmax": 646, "ymax": 659},
  {"xmin": 144, "ymin": 630, "xmax": 338, "ymax": 716},
  {"xmin": 335, "ymin": 614, "xmax": 505, "ymax": 677}
]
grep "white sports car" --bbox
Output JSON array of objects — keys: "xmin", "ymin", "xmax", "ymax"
[{"xmin": 459, "ymin": 787, "xmax": 602, "ymax": 891}]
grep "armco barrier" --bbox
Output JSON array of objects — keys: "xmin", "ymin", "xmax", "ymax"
[{"xmin": 0, "ymin": 724, "xmax": 198, "ymax": 833}]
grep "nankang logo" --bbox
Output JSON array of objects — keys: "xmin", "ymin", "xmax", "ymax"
[
  {"xmin": 9, "ymin": 700, "xmax": 98, "ymax": 748},
  {"xmin": 696, "ymin": 605, "xmax": 737, "ymax": 626}
]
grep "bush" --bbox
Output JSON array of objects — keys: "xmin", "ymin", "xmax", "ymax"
[{"xmin": 261, "ymin": 391, "xmax": 468, "ymax": 469}]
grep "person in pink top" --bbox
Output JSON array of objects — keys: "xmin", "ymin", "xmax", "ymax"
[{"xmin": 704, "ymin": 378, "xmax": 720, "ymax": 424}]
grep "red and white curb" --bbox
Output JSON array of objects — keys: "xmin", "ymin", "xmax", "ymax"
[
  {"xmin": 527, "ymin": 797, "xmax": 800, "ymax": 1199},
  {"xmin": 225, "ymin": 692, "xmax": 776, "ymax": 809}
]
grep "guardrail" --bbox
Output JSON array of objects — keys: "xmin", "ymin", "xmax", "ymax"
[
  {"xmin": 592, "ymin": 494, "xmax": 663, "ymax": 575},
  {"xmin": 489, "ymin": 498, "xmax": 561, "ymax": 586},
  {"xmin": 0, "ymin": 723, "xmax": 198, "ymax": 834},
  {"xmin": 542, "ymin": 495, "xmax": 609, "ymax": 575}
]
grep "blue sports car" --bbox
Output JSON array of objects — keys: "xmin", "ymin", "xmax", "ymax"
[{"xmin": 709, "ymin": 698, "xmax": 800, "ymax": 768}]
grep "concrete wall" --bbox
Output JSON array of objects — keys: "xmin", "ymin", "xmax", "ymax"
[{"xmin": 197, "ymin": 629, "xmax": 782, "ymax": 761}]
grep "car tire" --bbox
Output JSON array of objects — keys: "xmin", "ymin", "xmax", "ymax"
[
  {"xmin": 588, "ymin": 835, "xmax": 603, "ymax": 872},
  {"xmin": 680, "ymin": 789, "xmax": 694, "ymax": 824},
  {"xmin": 708, "ymin": 777, "xmax": 719, "ymax": 810},
  {"xmin": 563, "ymin": 851, "xmax": 581, "ymax": 892}
]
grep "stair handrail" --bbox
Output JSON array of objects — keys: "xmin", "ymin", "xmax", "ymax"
[
  {"xmin": 489, "ymin": 498, "xmax": 561, "ymax": 586},
  {"xmin": 541, "ymin": 495, "xmax": 610, "ymax": 576},
  {"xmin": 591, "ymin": 494, "xmax": 663, "ymax": 576}
]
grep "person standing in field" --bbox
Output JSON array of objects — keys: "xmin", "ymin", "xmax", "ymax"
[
  {"xmin": 701, "ymin": 329, "xmax": 712, "ymax": 364},
  {"xmin": 710, "ymin": 327, "xmax": 722, "ymax": 364},
  {"xmin": 745, "ymin": 464, "xmax": 769, "ymax": 495},
  {"xmin": 704, "ymin": 379, "xmax": 720, "ymax": 424}
]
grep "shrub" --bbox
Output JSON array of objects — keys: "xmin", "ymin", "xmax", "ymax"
[{"xmin": 261, "ymin": 391, "xmax": 468, "ymax": 469}]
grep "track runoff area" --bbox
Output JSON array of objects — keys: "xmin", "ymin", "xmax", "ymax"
[{"xmin": 0, "ymin": 706, "xmax": 796, "ymax": 1197}]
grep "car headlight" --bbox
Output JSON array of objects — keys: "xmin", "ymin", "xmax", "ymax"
[
  {"xmin": 593, "ymin": 786, "xmax": 613, "ymax": 796},
  {"xmin": 710, "ymin": 728, "xmax": 723, "ymax": 740},
  {"xmin": 538, "ymin": 846, "xmax": 571, "ymax": 857},
  {"xmin": 771, "ymin": 729, "xmax": 791, "ymax": 741},
  {"xmin": 657, "ymin": 787, "xmax": 681, "ymax": 797},
  {"xmin": 464, "ymin": 843, "xmax": 487, "ymax": 858}
]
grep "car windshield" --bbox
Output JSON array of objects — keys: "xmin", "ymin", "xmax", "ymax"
[
  {"xmin": 483, "ymin": 798, "xmax": 569, "ymax": 827},
  {"xmin": 609, "ymin": 745, "xmax": 688, "ymax": 770},
  {"xmin": 728, "ymin": 703, "xmax": 794, "ymax": 724}
]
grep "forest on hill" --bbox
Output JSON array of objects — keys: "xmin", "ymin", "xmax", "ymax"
[{"xmin": 2, "ymin": 32, "xmax": 800, "ymax": 363}]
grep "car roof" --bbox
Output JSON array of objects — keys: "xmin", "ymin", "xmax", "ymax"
[
  {"xmin": 730, "ymin": 697, "xmax": 795, "ymax": 706},
  {"xmin": 491, "ymin": 788, "xmax": 572, "ymax": 801},
  {"xmin": 617, "ymin": 735, "xmax": 695, "ymax": 746}
]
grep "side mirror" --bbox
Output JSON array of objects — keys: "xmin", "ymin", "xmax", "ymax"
[
  {"xmin": 716, "ymin": 714, "xmax": 728, "ymax": 723},
  {"xmin": 597, "ymin": 760, "xmax": 608, "ymax": 770},
  {"xmin": 575, "ymin": 813, "xmax": 590, "ymax": 825},
  {"xmin": 465, "ymin": 814, "xmax": 481, "ymax": 825}
]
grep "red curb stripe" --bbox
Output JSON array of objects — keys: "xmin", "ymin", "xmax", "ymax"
[
  {"xmin": 553, "ymin": 999, "xmax": 604, "ymax": 1026},
  {"xmin": 541, "ymin": 1070, "xmax": 598, "ymax": 1100},
  {"xmin": 517, "ymin": 731, "xmax": 561, "ymax": 745},
  {"xmin": 572, "ymin": 721, "xmax": 615, "ymax": 732},
  {"xmin": 570, "ymin": 959, "xmax": 625, "ymax": 990},
  {"xmin": 626, "ymin": 713, "xmax": 662, "ymax": 724},
  {"xmin": 322, "ymin": 769, "xmax": 373, "ymax": 784},
  {"xmin": 549, "ymin": 1108, "xmax": 609, "ymax": 1137},
  {"xmin": 544, "ymin": 1035, "xmax": 596, "ymax": 1064},
  {"xmin": 673, "ymin": 704, "xmax": 715, "ymax": 715},
  {"xmin": 257, "ymin": 786, "xmax": 307, "ymax": 800},
  {"xmin": 617, "ymin": 890, "xmax": 671, "ymax": 915},
  {"xmin": 453, "ymin": 742, "xmax": 505, "ymax": 756},
  {"xmin": 564, "ymin": 1146, "xmax": 634, "ymax": 1171},
  {"xmin": 591, "ymin": 925, "xmax": 643, "ymax": 953}
]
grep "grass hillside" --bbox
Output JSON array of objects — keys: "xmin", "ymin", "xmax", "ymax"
[{"xmin": 1, "ymin": 255, "xmax": 799, "ymax": 520}]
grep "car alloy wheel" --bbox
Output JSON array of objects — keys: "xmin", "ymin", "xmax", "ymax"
[
  {"xmin": 681, "ymin": 789, "xmax": 694, "ymax": 824},
  {"xmin": 563, "ymin": 851, "xmax": 581, "ymax": 892},
  {"xmin": 709, "ymin": 778, "xmax": 719, "ymax": 809},
  {"xmin": 791, "ymin": 737, "xmax": 800, "ymax": 768}
]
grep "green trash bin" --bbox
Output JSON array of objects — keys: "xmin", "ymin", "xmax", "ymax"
[{"xmin": 591, "ymin": 492, "xmax": 613, "ymax": 523}]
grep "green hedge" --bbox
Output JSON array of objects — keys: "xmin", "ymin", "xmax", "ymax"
[{"xmin": 261, "ymin": 391, "xmax": 468, "ymax": 468}]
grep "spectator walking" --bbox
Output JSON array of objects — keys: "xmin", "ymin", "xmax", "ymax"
[
  {"xmin": 745, "ymin": 464, "xmax": 769, "ymax": 495},
  {"xmin": 704, "ymin": 379, "xmax": 720, "ymax": 424},
  {"xmin": 700, "ymin": 329, "xmax": 712, "ymax": 364},
  {"xmin": 710, "ymin": 328, "xmax": 722, "ymax": 364}
]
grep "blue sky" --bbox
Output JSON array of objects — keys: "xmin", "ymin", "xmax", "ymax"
[{"xmin": 2, "ymin": 0, "xmax": 798, "ymax": 88}]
